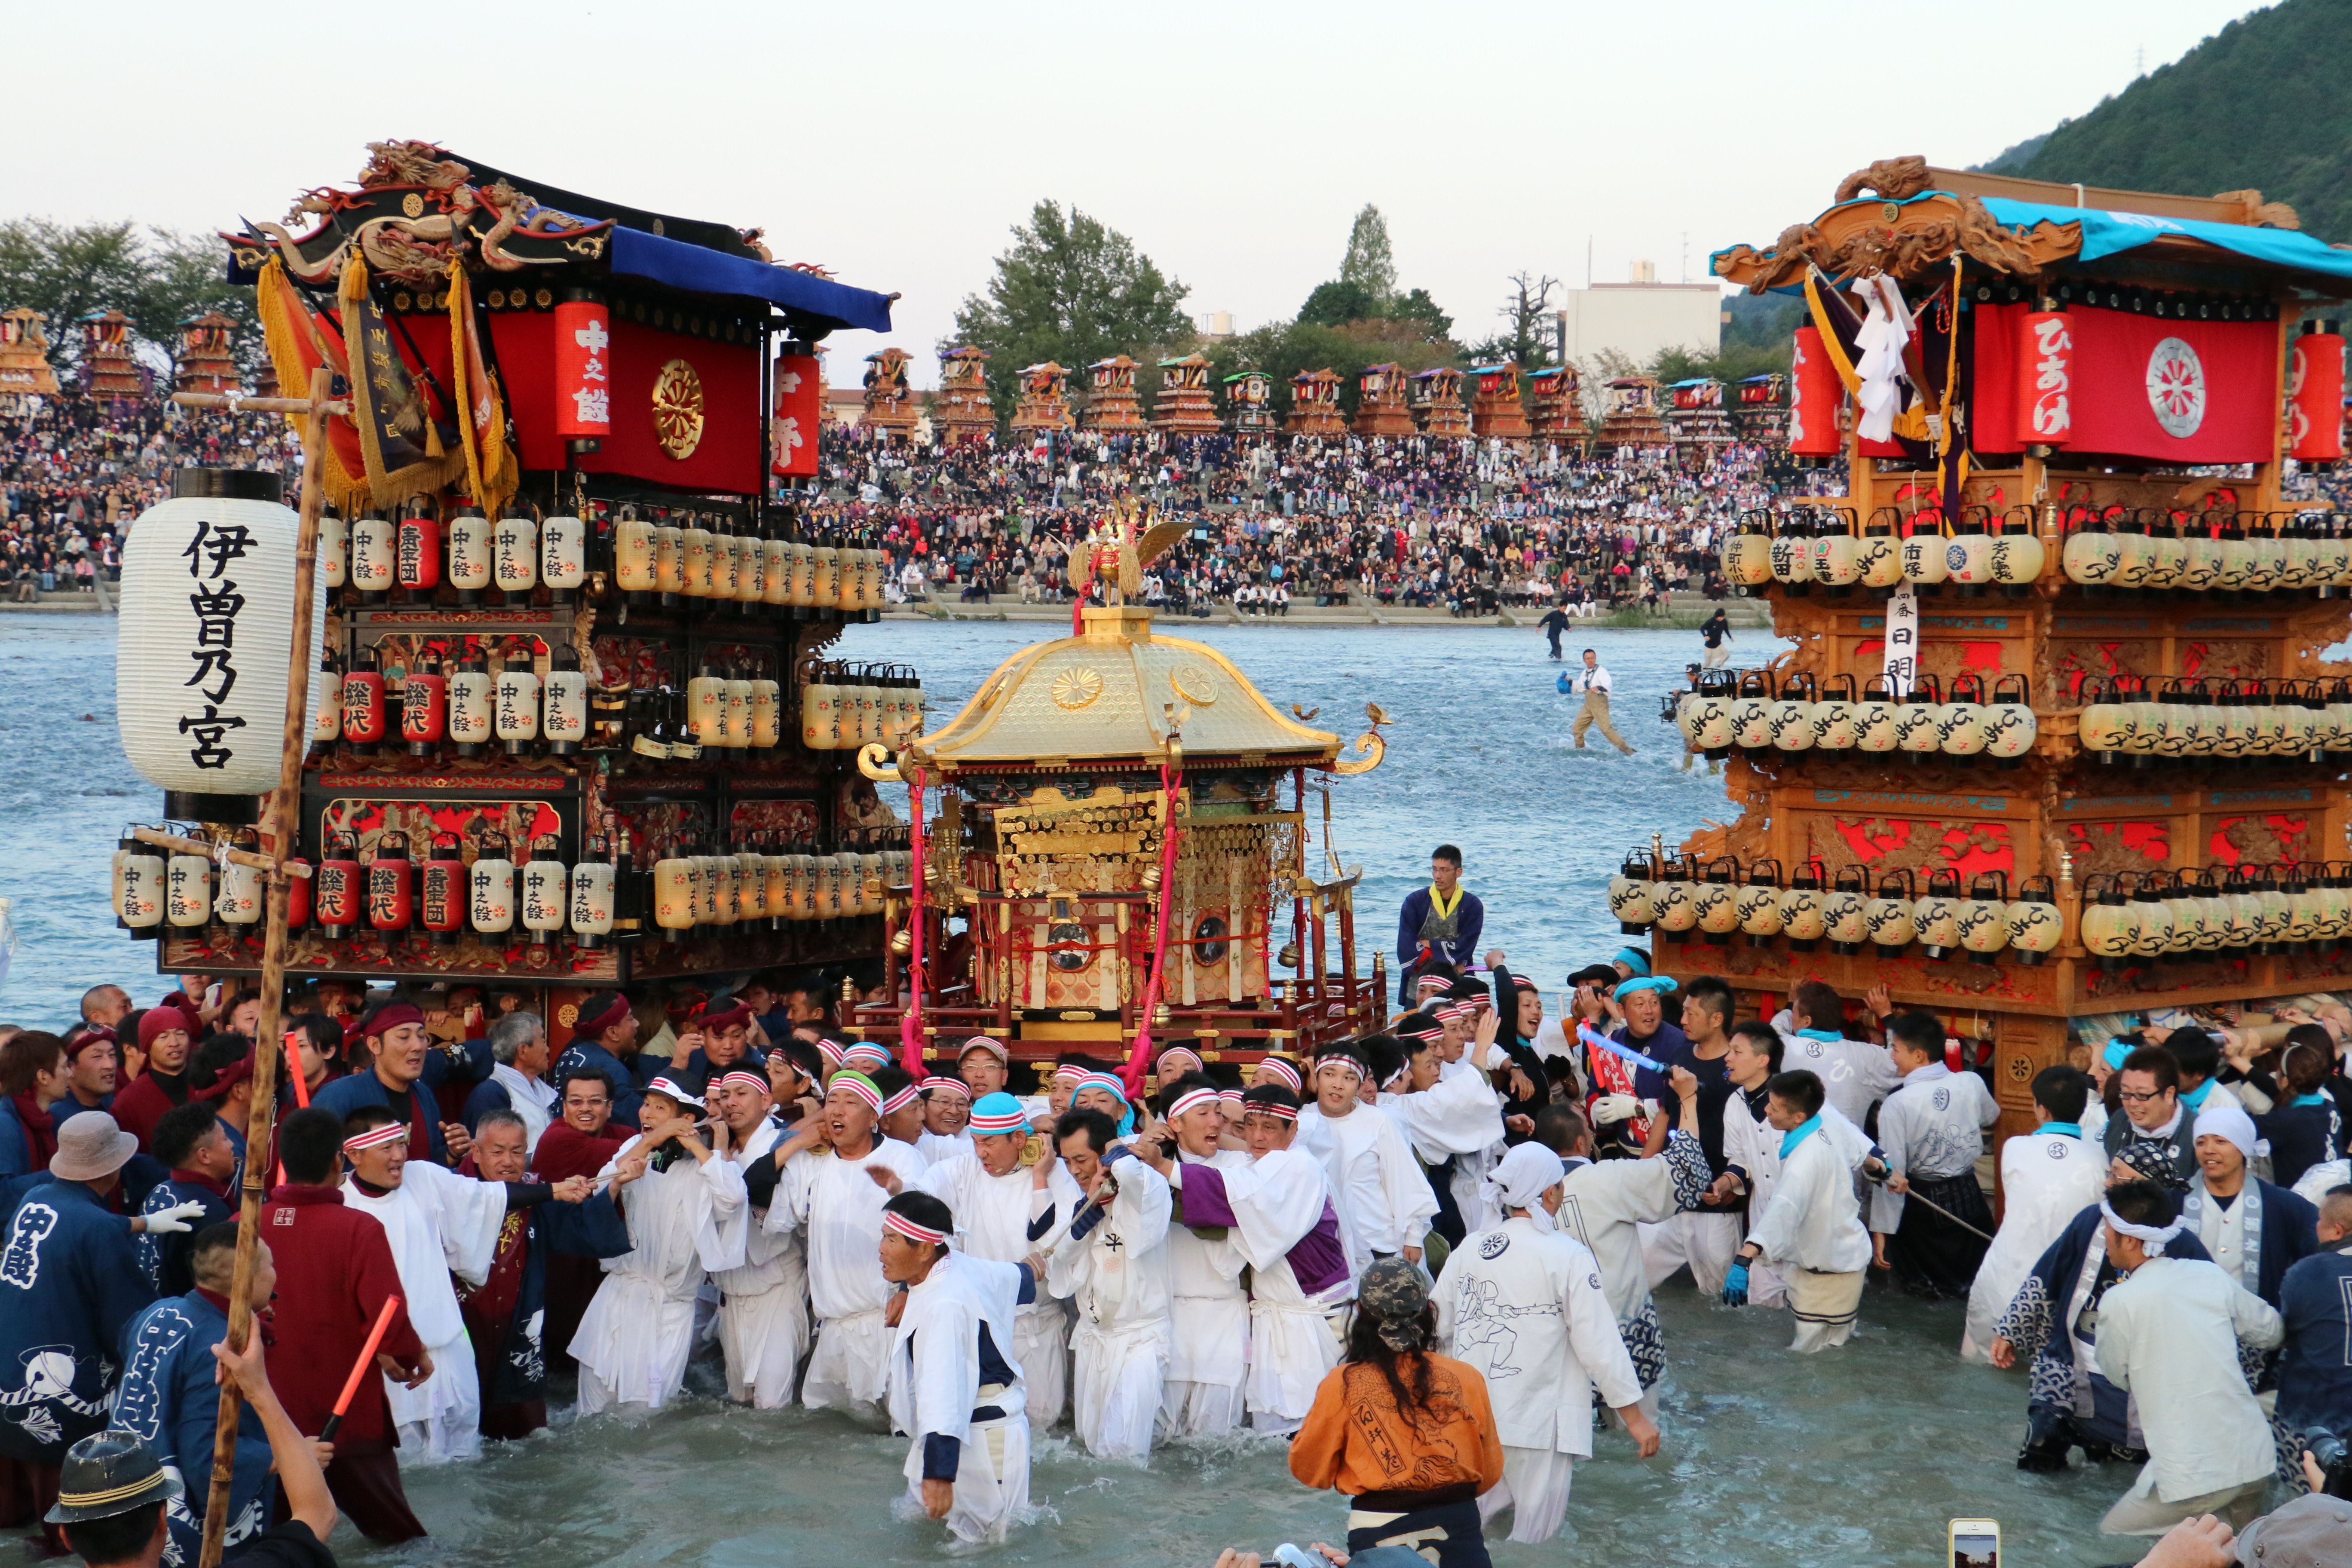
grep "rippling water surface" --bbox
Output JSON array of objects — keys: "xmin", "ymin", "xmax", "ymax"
[{"xmin": 2, "ymin": 614, "xmax": 2132, "ymax": 1567}]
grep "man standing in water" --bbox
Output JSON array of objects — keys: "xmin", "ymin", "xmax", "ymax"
[
  {"xmin": 1396, "ymin": 846, "xmax": 1483, "ymax": 1004},
  {"xmin": 1537, "ymin": 602, "xmax": 1573, "ymax": 661},
  {"xmin": 1567, "ymin": 649, "xmax": 1634, "ymax": 755}
]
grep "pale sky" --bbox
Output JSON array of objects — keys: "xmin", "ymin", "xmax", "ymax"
[{"xmin": 13, "ymin": 1, "xmax": 2272, "ymax": 385}]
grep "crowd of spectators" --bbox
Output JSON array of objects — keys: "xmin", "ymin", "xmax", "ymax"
[
  {"xmin": 1, "ymin": 389, "xmax": 291, "ymax": 601},
  {"xmin": 804, "ymin": 424, "xmax": 1812, "ymax": 616}
]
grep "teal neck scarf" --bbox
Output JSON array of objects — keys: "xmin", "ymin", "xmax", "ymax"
[{"xmin": 1778, "ymin": 1113, "xmax": 1823, "ymax": 1159}]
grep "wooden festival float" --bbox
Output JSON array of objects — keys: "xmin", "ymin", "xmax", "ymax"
[
  {"xmin": 848, "ymin": 502, "xmax": 1392, "ymax": 1074},
  {"xmin": 933, "ymin": 346, "xmax": 996, "ymax": 444},
  {"xmin": 1611, "ymin": 156, "xmax": 2352, "ymax": 1147},
  {"xmin": 108, "ymin": 138, "xmax": 911, "ymax": 1041},
  {"xmin": 1470, "ymin": 361, "xmax": 1532, "ymax": 443}
]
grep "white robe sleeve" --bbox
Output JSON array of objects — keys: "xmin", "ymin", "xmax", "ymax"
[
  {"xmin": 400, "ymin": 1157, "xmax": 510, "ymax": 1287},
  {"xmin": 693, "ymin": 1152, "xmax": 750, "ymax": 1274},
  {"xmin": 1392, "ymin": 1065, "xmax": 1506, "ymax": 1161},
  {"xmin": 906, "ymin": 1294, "xmax": 981, "ymax": 1442},
  {"xmin": 1747, "ymin": 1139, "xmax": 1817, "ymax": 1267},
  {"xmin": 1204, "ymin": 1150, "xmax": 1323, "ymax": 1271},
  {"xmin": 1372, "ymin": 1111, "xmax": 1440, "ymax": 1252},
  {"xmin": 1871, "ymin": 1090, "xmax": 1914, "ymax": 1234},
  {"xmin": 1596, "ymin": 1152, "xmax": 1682, "ymax": 1225},
  {"xmin": 2230, "ymin": 1277, "xmax": 2284, "ymax": 1351},
  {"xmin": 1560, "ymin": 1242, "xmax": 1642, "ymax": 1412}
]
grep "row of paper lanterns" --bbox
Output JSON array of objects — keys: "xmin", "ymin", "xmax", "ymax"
[
  {"xmin": 2076, "ymin": 865, "xmax": 2352, "ymax": 969},
  {"xmin": 1605, "ymin": 856, "xmax": 2063, "ymax": 964},
  {"xmin": 1719, "ymin": 504, "xmax": 2351, "ymax": 597},
  {"xmin": 1676, "ymin": 671, "xmax": 2036, "ymax": 760},
  {"xmin": 113, "ymin": 831, "xmax": 908, "ymax": 947},
  {"xmin": 2079, "ymin": 677, "xmax": 2352, "ymax": 761},
  {"xmin": 611, "ymin": 511, "xmax": 890, "ymax": 611}
]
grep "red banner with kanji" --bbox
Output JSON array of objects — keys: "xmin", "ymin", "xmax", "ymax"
[
  {"xmin": 2060, "ymin": 305, "xmax": 2278, "ymax": 464},
  {"xmin": 772, "ymin": 351, "xmax": 820, "ymax": 477}
]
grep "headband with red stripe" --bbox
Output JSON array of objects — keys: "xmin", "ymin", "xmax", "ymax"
[
  {"xmin": 1436, "ymin": 1002, "xmax": 1473, "ymax": 1021},
  {"xmin": 718, "ymin": 1069, "xmax": 770, "ymax": 1093},
  {"xmin": 1155, "ymin": 1046, "xmax": 1204, "ymax": 1075},
  {"xmin": 817, "ymin": 1039, "xmax": 845, "ymax": 1067},
  {"xmin": 1243, "ymin": 1099, "xmax": 1299, "ymax": 1121},
  {"xmin": 643, "ymin": 1075, "xmax": 698, "ymax": 1105},
  {"xmin": 922, "ymin": 1076, "xmax": 972, "ymax": 1099},
  {"xmin": 1218, "ymin": 1089, "xmax": 1245, "ymax": 1105},
  {"xmin": 1415, "ymin": 974, "xmax": 1452, "ymax": 994},
  {"xmin": 882, "ymin": 1210, "xmax": 946, "ymax": 1245},
  {"xmin": 1167, "ymin": 1086, "xmax": 1222, "ymax": 1121},
  {"xmin": 881, "ymin": 1084, "xmax": 921, "ymax": 1115},
  {"xmin": 1051, "ymin": 1062, "xmax": 1093, "ymax": 1084},
  {"xmin": 827, "ymin": 1071, "xmax": 883, "ymax": 1112},
  {"xmin": 1256, "ymin": 1057, "xmax": 1302, "ymax": 1092},
  {"xmin": 1073, "ymin": 1071, "xmax": 1129, "ymax": 1104},
  {"xmin": 966, "ymin": 1095, "xmax": 1030, "ymax": 1134},
  {"xmin": 842, "ymin": 1043, "xmax": 892, "ymax": 1070},
  {"xmin": 343, "ymin": 1121, "xmax": 410, "ymax": 1152}
]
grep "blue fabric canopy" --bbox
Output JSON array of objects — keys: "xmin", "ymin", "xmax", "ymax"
[
  {"xmin": 1977, "ymin": 197, "xmax": 2352, "ymax": 282},
  {"xmin": 608, "ymin": 227, "xmax": 895, "ymax": 334}
]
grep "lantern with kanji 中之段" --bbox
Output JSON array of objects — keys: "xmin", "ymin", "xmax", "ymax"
[{"xmin": 115, "ymin": 472, "xmax": 325, "ymax": 824}]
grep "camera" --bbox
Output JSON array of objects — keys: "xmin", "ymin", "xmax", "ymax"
[
  {"xmin": 1658, "ymin": 690, "xmax": 1687, "ymax": 725},
  {"xmin": 2301, "ymin": 1425, "xmax": 2352, "ymax": 1499}
]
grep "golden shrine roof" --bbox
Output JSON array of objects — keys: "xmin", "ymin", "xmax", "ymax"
[{"xmin": 914, "ymin": 607, "xmax": 1341, "ymax": 769}]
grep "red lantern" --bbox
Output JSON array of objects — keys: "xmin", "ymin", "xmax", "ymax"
[
  {"xmin": 772, "ymin": 347, "xmax": 821, "ymax": 478},
  {"xmin": 396, "ymin": 508, "xmax": 441, "ymax": 595},
  {"xmin": 368, "ymin": 830, "xmax": 413, "ymax": 933},
  {"xmin": 2015, "ymin": 309, "xmax": 2073, "ymax": 448},
  {"xmin": 284, "ymin": 856, "xmax": 312, "ymax": 931},
  {"xmin": 1788, "ymin": 325, "xmax": 1842, "ymax": 459},
  {"xmin": 421, "ymin": 833, "xmax": 468, "ymax": 946},
  {"xmin": 402, "ymin": 654, "xmax": 446, "ymax": 756},
  {"xmin": 315, "ymin": 831, "xmax": 361, "ymax": 938},
  {"xmin": 553, "ymin": 297, "xmax": 612, "ymax": 440},
  {"xmin": 2289, "ymin": 323, "xmax": 2345, "ymax": 464},
  {"xmin": 341, "ymin": 646, "xmax": 387, "ymax": 750}
]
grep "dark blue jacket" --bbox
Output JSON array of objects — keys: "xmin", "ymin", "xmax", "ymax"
[
  {"xmin": 134, "ymin": 1176, "xmax": 236, "ymax": 1298},
  {"xmin": 2278, "ymin": 1243, "xmax": 2352, "ymax": 1433},
  {"xmin": 312, "ymin": 1040, "xmax": 494, "ymax": 1165},
  {"xmin": 115, "ymin": 1289, "xmax": 271, "ymax": 1559},
  {"xmin": 0, "ymin": 1179, "xmax": 155, "ymax": 1461},
  {"xmin": 1395, "ymin": 886, "xmax": 1484, "ymax": 1001},
  {"xmin": 551, "ymin": 1040, "xmax": 655, "ymax": 1129},
  {"xmin": 475, "ymin": 1191, "xmax": 632, "ymax": 1405}
]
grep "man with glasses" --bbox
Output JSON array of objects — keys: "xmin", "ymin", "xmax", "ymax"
[
  {"xmin": 530, "ymin": 1068, "xmax": 637, "ymax": 1377},
  {"xmin": 2107, "ymin": 1047, "xmax": 2199, "ymax": 1193}
]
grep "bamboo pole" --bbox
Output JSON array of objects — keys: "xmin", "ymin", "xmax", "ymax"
[
  {"xmin": 131, "ymin": 826, "xmax": 312, "ymax": 876},
  {"xmin": 172, "ymin": 391, "xmax": 350, "ymax": 418},
  {"xmin": 197, "ymin": 366, "xmax": 331, "ymax": 1568}
]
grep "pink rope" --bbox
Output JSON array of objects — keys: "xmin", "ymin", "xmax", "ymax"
[
  {"xmin": 1118, "ymin": 762, "xmax": 1183, "ymax": 1097},
  {"xmin": 898, "ymin": 768, "xmax": 927, "ymax": 1079}
]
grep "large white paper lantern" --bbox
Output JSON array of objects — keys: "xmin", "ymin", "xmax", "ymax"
[{"xmin": 116, "ymin": 472, "xmax": 326, "ymax": 823}]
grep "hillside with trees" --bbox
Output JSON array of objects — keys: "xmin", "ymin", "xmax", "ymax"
[{"xmin": 1987, "ymin": 0, "xmax": 2352, "ymax": 241}]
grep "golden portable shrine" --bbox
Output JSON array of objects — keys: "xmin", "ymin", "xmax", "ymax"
[
  {"xmin": 107, "ymin": 137, "xmax": 911, "ymax": 1030},
  {"xmin": 1611, "ymin": 156, "xmax": 2352, "ymax": 1148},
  {"xmin": 849, "ymin": 504, "xmax": 1390, "ymax": 1072}
]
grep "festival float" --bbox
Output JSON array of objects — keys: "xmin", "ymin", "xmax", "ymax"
[
  {"xmin": 1470, "ymin": 361, "xmax": 1531, "ymax": 443},
  {"xmin": 1620, "ymin": 156, "xmax": 2352, "ymax": 1145},
  {"xmin": 932, "ymin": 346, "xmax": 995, "ymax": 444},
  {"xmin": 1409, "ymin": 366, "xmax": 1471, "ymax": 439},
  {"xmin": 849, "ymin": 502, "xmax": 1390, "ymax": 1079},
  {"xmin": 1149, "ymin": 352, "xmax": 1221, "ymax": 437},
  {"xmin": 0, "ymin": 307, "xmax": 60, "ymax": 399},
  {"xmin": 1353, "ymin": 363, "xmax": 1415, "ymax": 438},
  {"xmin": 1285, "ymin": 368, "xmax": 1346, "ymax": 437},
  {"xmin": 1664, "ymin": 377, "xmax": 1735, "ymax": 464},
  {"xmin": 861, "ymin": 346, "xmax": 918, "ymax": 436},
  {"xmin": 1078, "ymin": 355, "xmax": 1146, "ymax": 434},
  {"xmin": 107, "ymin": 138, "xmax": 907, "ymax": 1040},
  {"xmin": 1527, "ymin": 364, "xmax": 1586, "ymax": 446},
  {"xmin": 1223, "ymin": 369, "xmax": 1276, "ymax": 433}
]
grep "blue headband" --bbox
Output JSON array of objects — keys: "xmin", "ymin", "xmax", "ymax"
[
  {"xmin": 1614, "ymin": 947, "xmax": 1651, "ymax": 977},
  {"xmin": 1613, "ymin": 975, "xmax": 1678, "ymax": 1002},
  {"xmin": 2102, "ymin": 1038, "xmax": 2133, "ymax": 1071}
]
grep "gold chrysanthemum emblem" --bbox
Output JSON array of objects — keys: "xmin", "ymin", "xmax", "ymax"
[
  {"xmin": 1050, "ymin": 667, "xmax": 1104, "ymax": 710},
  {"xmin": 1170, "ymin": 663, "xmax": 1218, "ymax": 705},
  {"xmin": 652, "ymin": 358, "xmax": 705, "ymax": 459}
]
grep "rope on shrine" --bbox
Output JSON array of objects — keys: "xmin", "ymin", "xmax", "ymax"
[{"xmin": 1119, "ymin": 760, "xmax": 1184, "ymax": 1097}]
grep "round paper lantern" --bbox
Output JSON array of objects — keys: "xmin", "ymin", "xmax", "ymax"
[
  {"xmin": 801, "ymin": 667, "xmax": 840, "ymax": 750},
  {"xmin": 1718, "ymin": 515, "xmax": 1772, "ymax": 588},
  {"xmin": 723, "ymin": 672, "xmax": 753, "ymax": 750},
  {"xmin": 114, "ymin": 833, "xmax": 165, "ymax": 939},
  {"xmin": 1735, "ymin": 861, "xmax": 1785, "ymax": 944},
  {"xmin": 540, "ymin": 514, "xmax": 587, "ymax": 601},
  {"xmin": 570, "ymin": 854, "xmax": 616, "ymax": 949},
  {"xmin": 813, "ymin": 546, "xmax": 843, "ymax": 608},
  {"xmin": 521, "ymin": 839, "xmax": 568, "ymax": 946},
  {"xmin": 395, "ymin": 508, "xmax": 440, "ymax": 597},
  {"xmin": 1606, "ymin": 848, "xmax": 1655, "ymax": 932},
  {"xmin": 1788, "ymin": 325, "xmax": 1843, "ymax": 459},
  {"xmin": 1900, "ymin": 520, "xmax": 1951, "ymax": 586},
  {"xmin": 2005, "ymin": 876, "xmax": 2062, "ymax": 964},
  {"xmin": 116, "ymin": 472, "xmax": 327, "ymax": 823},
  {"xmin": 448, "ymin": 649, "xmax": 494, "ymax": 757},
  {"xmin": 655, "ymin": 855, "xmax": 697, "ymax": 940},
  {"xmin": 496, "ymin": 658, "xmax": 542, "ymax": 756},
  {"xmin": 215, "ymin": 844, "xmax": 263, "ymax": 931},
  {"xmin": 447, "ymin": 508, "xmax": 493, "ymax": 603},
  {"xmin": 1893, "ymin": 674, "xmax": 1945, "ymax": 760},
  {"xmin": 368, "ymin": 831, "xmax": 413, "ymax": 934},
  {"xmin": 314, "ymin": 832, "xmax": 361, "ymax": 938},
  {"xmin": 2079, "ymin": 876, "xmax": 2134, "ymax": 971},
  {"xmin": 1779, "ymin": 862, "xmax": 1828, "ymax": 949},
  {"xmin": 401, "ymin": 655, "xmax": 446, "ymax": 757},
  {"xmin": 688, "ymin": 665, "xmax": 726, "ymax": 748},
  {"xmin": 422, "ymin": 834, "xmax": 467, "ymax": 946},
  {"xmin": 317, "ymin": 515, "xmax": 348, "ymax": 596},
  {"xmin": 738, "ymin": 527, "xmax": 768, "ymax": 604},
  {"xmin": 494, "ymin": 514, "xmax": 538, "ymax": 603},
  {"xmin": 1864, "ymin": 872, "xmax": 1917, "ymax": 956},
  {"xmin": 1857, "ymin": 513, "xmax": 1904, "ymax": 590},
  {"xmin": 761, "ymin": 845, "xmax": 791, "ymax": 927},
  {"xmin": 787, "ymin": 539, "xmax": 817, "ymax": 607},
  {"xmin": 783, "ymin": 848, "xmax": 816, "ymax": 921},
  {"xmin": 1957, "ymin": 872, "xmax": 2009, "ymax": 964},
  {"xmin": 654, "ymin": 518, "xmax": 687, "ymax": 600},
  {"xmin": 348, "ymin": 513, "xmax": 395, "ymax": 600},
  {"xmin": 544, "ymin": 644, "xmax": 588, "ymax": 756},
  {"xmin": 1766, "ymin": 673, "xmax": 1816, "ymax": 752},
  {"xmin": 1823, "ymin": 873, "xmax": 1870, "ymax": 954},
  {"xmin": 1984, "ymin": 675, "xmax": 2037, "ymax": 762},
  {"xmin": 750, "ymin": 678, "xmax": 782, "ymax": 748},
  {"xmin": 470, "ymin": 834, "xmax": 516, "ymax": 935},
  {"xmin": 615, "ymin": 508, "xmax": 656, "ymax": 597},
  {"xmin": 2289, "ymin": 323, "xmax": 2345, "ymax": 465},
  {"xmin": 1731, "ymin": 672, "xmax": 1775, "ymax": 751},
  {"xmin": 1915, "ymin": 869, "xmax": 1963, "ymax": 959},
  {"xmin": 1854, "ymin": 678, "xmax": 1900, "ymax": 753},
  {"xmin": 166, "ymin": 851, "xmax": 211, "ymax": 928},
  {"xmin": 761, "ymin": 534, "xmax": 791, "ymax": 606}
]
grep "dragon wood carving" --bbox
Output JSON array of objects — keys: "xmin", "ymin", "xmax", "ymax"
[
  {"xmin": 251, "ymin": 155, "xmax": 591, "ymax": 286},
  {"xmin": 1715, "ymin": 193, "xmax": 2044, "ymax": 292}
]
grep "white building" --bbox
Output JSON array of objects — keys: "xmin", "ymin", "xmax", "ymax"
[{"xmin": 1555, "ymin": 265, "xmax": 1723, "ymax": 371}]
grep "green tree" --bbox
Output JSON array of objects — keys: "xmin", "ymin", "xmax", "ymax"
[
  {"xmin": 1338, "ymin": 204, "xmax": 1397, "ymax": 305},
  {"xmin": 1464, "ymin": 272, "xmax": 1559, "ymax": 368},
  {"xmin": 126, "ymin": 228, "xmax": 262, "ymax": 380},
  {"xmin": 1298, "ymin": 279, "xmax": 1381, "ymax": 328},
  {"xmin": 1388, "ymin": 288, "xmax": 1452, "ymax": 343},
  {"xmin": 0, "ymin": 219, "xmax": 145, "ymax": 365},
  {"xmin": 946, "ymin": 200, "xmax": 1194, "ymax": 426}
]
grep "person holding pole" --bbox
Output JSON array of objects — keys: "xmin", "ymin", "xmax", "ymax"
[{"xmin": 258, "ymin": 1106, "xmax": 431, "ymax": 1542}]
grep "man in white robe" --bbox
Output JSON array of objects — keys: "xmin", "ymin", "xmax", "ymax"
[
  {"xmin": 1963, "ymin": 1065, "xmax": 2106, "ymax": 1361},
  {"xmin": 1144, "ymin": 1077, "xmax": 1250, "ymax": 1437},
  {"xmin": 1046, "ymin": 1104, "xmax": 1173, "ymax": 1459},
  {"xmin": 1386, "ymin": 1014, "xmax": 1508, "ymax": 1250},
  {"xmin": 1723, "ymin": 1068, "xmax": 1882, "ymax": 1352},
  {"xmin": 1869, "ymin": 1012, "xmax": 2002, "ymax": 1298},
  {"xmin": 772, "ymin": 1069, "xmax": 931, "ymax": 1418},
  {"xmin": 1435, "ymin": 1144, "xmax": 1661, "ymax": 1544},
  {"xmin": 2091, "ymin": 1179, "xmax": 2284, "ymax": 1535},
  {"xmin": 889, "ymin": 1091, "xmax": 1078, "ymax": 1428},
  {"xmin": 570, "ymin": 1075, "xmax": 744, "ymax": 1412},
  {"xmin": 1772, "ymin": 979, "xmax": 1903, "ymax": 1133},
  {"xmin": 712, "ymin": 1067, "xmax": 808, "ymax": 1409},
  {"xmin": 882, "ymin": 1191, "xmax": 1033, "ymax": 1546},
  {"xmin": 1296, "ymin": 1041, "xmax": 1437, "ymax": 1275},
  {"xmin": 1532, "ymin": 1065, "xmax": 1709, "ymax": 1407},
  {"xmin": 1143, "ymin": 1084, "xmax": 1348, "ymax": 1434},
  {"xmin": 916, "ymin": 1076, "xmax": 977, "ymax": 1167},
  {"xmin": 1710, "ymin": 1023, "xmax": 1875, "ymax": 1311},
  {"xmin": 336, "ymin": 1108, "xmax": 513, "ymax": 1463}
]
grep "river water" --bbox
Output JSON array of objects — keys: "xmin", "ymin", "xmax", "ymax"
[{"xmin": 2, "ymin": 614, "xmax": 2140, "ymax": 1567}]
